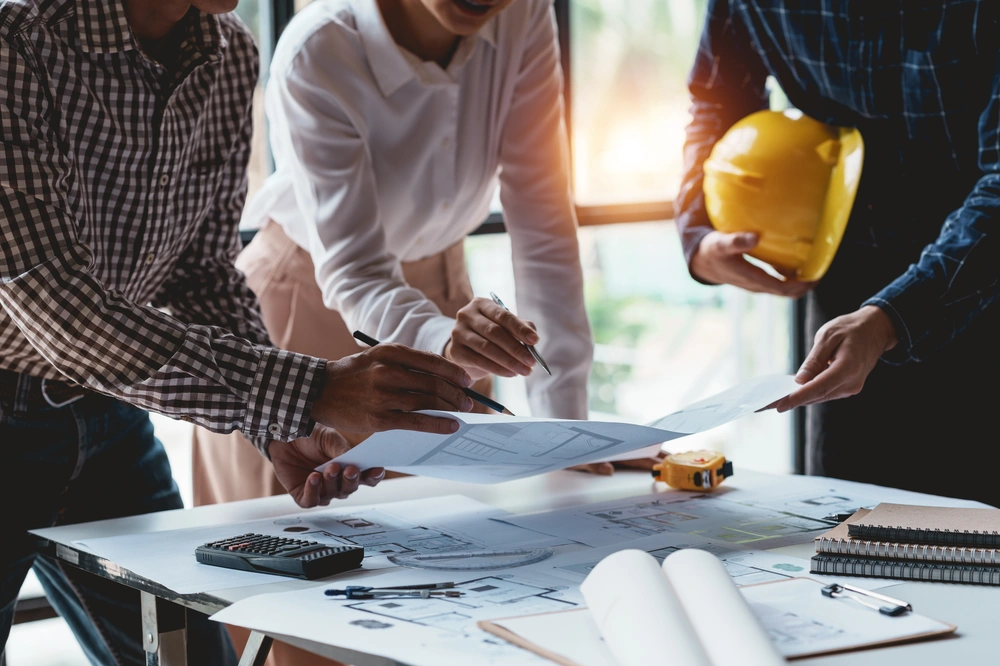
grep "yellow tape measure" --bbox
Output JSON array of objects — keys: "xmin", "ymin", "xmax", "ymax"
[{"xmin": 652, "ymin": 450, "xmax": 734, "ymax": 491}]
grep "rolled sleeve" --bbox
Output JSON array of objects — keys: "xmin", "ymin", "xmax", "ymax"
[{"xmin": 675, "ymin": 0, "xmax": 770, "ymax": 278}]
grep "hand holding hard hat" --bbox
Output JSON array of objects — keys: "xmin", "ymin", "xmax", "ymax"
[{"xmin": 693, "ymin": 109, "xmax": 864, "ymax": 291}]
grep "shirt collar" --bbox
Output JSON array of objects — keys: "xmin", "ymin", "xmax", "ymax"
[
  {"xmin": 356, "ymin": 0, "xmax": 415, "ymax": 97},
  {"xmin": 75, "ymin": 1, "xmax": 226, "ymax": 58},
  {"xmin": 355, "ymin": 0, "xmax": 499, "ymax": 97},
  {"xmin": 76, "ymin": 0, "xmax": 135, "ymax": 54}
]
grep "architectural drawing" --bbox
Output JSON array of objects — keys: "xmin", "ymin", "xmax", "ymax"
[
  {"xmin": 408, "ymin": 422, "xmax": 628, "ymax": 479},
  {"xmin": 550, "ymin": 533, "xmax": 814, "ymax": 588},
  {"xmin": 500, "ymin": 492, "xmax": 833, "ymax": 549},
  {"xmin": 332, "ymin": 375, "xmax": 800, "ymax": 483},
  {"xmin": 345, "ymin": 575, "xmax": 577, "ymax": 633}
]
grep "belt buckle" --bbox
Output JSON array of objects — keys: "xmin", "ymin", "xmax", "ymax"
[{"xmin": 41, "ymin": 379, "xmax": 86, "ymax": 408}]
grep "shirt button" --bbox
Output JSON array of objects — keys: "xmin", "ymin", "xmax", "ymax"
[
  {"xmin": 442, "ymin": 201, "xmax": 451, "ymax": 211},
  {"xmin": 267, "ymin": 423, "xmax": 281, "ymax": 436},
  {"xmin": 145, "ymin": 252, "xmax": 156, "ymax": 265},
  {"xmin": 442, "ymin": 137, "xmax": 451, "ymax": 148},
  {"xmin": 159, "ymin": 174, "xmax": 170, "ymax": 187}
]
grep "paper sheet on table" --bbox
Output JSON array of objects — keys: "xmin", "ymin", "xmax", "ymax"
[
  {"xmin": 330, "ymin": 374, "xmax": 798, "ymax": 483},
  {"xmin": 494, "ymin": 469, "xmax": 991, "ymax": 550},
  {"xmin": 211, "ymin": 560, "xmax": 585, "ymax": 666},
  {"xmin": 74, "ymin": 495, "xmax": 565, "ymax": 595},
  {"xmin": 483, "ymin": 577, "xmax": 955, "ymax": 664}
]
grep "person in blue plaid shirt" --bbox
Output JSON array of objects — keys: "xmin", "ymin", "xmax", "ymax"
[{"xmin": 677, "ymin": 1, "xmax": 1000, "ymax": 506}]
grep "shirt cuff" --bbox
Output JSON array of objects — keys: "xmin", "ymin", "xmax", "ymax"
[
  {"xmin": 243, "ymin": 347, "xmax": 327, "ymax": 442},
  {"xmin": 861, "ymin": 296, "xmax": 915, "ymax": 366},
  {"xmin": 413, "ymin": 314, "xmax": 456, "ymax": 355}
]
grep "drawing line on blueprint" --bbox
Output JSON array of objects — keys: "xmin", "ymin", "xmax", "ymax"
[{"xmin": 412, "ymin": 423, "xmax": 627, "ymax": 467}]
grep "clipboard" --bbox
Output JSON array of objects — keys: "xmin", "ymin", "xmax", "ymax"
[{"xmin": 479, "ymin": 577, "xmax": 957, "ymax": 665}]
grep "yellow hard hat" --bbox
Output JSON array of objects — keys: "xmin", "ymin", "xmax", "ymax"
[{"xmin": 702, "ymin": 109, "xmax": 864, "ymax": 281}]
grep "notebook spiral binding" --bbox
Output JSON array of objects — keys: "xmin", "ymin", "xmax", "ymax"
[
  {"xmin": 810, "ymin": 554, "xmax": 1000, "ymax": 586},
  {"xmin": 846, "ymin": 524, "xmax": 1000, "ymax": 548},
  {"xmin": 818, "ymin": 535, "xmax": 1000, "ymax": 564}
]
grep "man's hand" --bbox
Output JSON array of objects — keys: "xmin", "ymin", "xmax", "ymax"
[
  {"xmin": 774, "ymin": 305, "xmax": 898, "ymax": 413},
  {"xmin": 445, "ymin": 297, "xmax": 538, "ymax": 380},
  {"xmin": 691, "ymin": 231, "xmax": 815, "ymax": 298},
  {"xmin": 311, "ymin": 344, "xmax": 474, "ymax": 436},
  {"xmin": 270, "ymin": 424, "xmax": 386, "ymax": 508}
]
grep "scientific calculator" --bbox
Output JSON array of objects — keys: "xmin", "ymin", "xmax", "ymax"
[{"xmin": 195, "ymin": 533, "xmax": 364, "ymax": 580}]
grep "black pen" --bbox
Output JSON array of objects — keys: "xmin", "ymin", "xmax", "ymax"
[{"xmin": 352, "ymin": 331, "xmax": 515, "ymax": 416}]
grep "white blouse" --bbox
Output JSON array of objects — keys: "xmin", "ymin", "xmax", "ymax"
[{"xmin": 243, "ymin": 0, "xmax": 593, "ymax": 419}]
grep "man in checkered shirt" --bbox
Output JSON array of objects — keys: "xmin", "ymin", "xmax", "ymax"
[
  {"xmin": 0, "ymin": 0, "xmax": 475, "ymax": 662},
  {"xmin": 678, "ymin": 1, "xmax": 1000, "ymax": 507}
]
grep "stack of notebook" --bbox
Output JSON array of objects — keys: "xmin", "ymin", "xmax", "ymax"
[{"xmin": 810, "ymin": 503, "xmax": 1000, "ymax": 585}]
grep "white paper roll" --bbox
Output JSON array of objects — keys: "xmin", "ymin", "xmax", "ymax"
[
  {"xmin": 662, "ymin": 548, "xmax": 784, "ymax": 666},
  {"xmin": 580, "ymin": 549, "xmax": 712, "ymax": 666}
]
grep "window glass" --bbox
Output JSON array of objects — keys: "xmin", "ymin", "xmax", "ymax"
[
  {"xmin": 234, "ymin": 1, "xmax": 270, "ymax": 203},
  {"xmin": 569, "ymin": 0, "xmax": 708, "ymax": 205}
]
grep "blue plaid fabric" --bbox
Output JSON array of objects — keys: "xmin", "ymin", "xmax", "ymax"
[{"xmin": 677, "ymin": 0, "xmax": 1000, "ymax": 364}]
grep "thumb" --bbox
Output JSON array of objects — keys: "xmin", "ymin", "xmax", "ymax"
[
  {"xmin": 312, "ymin": 424, "xmax": 351, "ymax": 459},
  {"xmin": 726, "ymin": 231, "xmax": 759, "ymax": 254}
]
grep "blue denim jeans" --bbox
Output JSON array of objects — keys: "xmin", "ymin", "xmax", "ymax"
[{"xmin": 0, "ymin": 390, "xmax": 237, "ymax": 665}]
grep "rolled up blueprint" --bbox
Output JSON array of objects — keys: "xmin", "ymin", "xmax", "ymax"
[
  {"xmin": 580, "ymin": 548, "xmax": 783, "ymax": 666},
  {"xmin": 663, "ymin": 549, "xmax": 783, "ymax": 666}
]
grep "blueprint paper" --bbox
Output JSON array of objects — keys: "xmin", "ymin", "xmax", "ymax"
[
  {"xmin": 330, "ymin": 374, "xmax": 798, "ymax": 483},
  {"xmin": 493, "ymin": 470, "xmax": 990, "ymax": 551},
  {"xmin": 75, "ymin": 496, "xmax": 568, "ymax": 595},
  {"xmin": 488, "ymin": 577, "xmax": 952, "ymax": 664},
  {"xmin": 209, "ymin": 528, "xmax": 879, "ymax": 665},
  {"xmin": 541, "ymin": 531, "xmax": 897, "ymax": 590},
  {"xmin": 211, "ymin": 563, "xmax": 581, "ymax": 666}
]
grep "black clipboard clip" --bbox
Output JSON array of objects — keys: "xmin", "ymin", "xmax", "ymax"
[{"xmin": 821, "ymin": 583, "xmax": 912, "ymax": 616}]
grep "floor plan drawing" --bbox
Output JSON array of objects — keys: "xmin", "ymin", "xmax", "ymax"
[
  {"xmin": 546, "ymin": 532, "xmax": 831, "ymax": 588},
  {"xmin": 332, "ymin": 375, "xmax": 800, "ymax": 483},
  {"xmin": 498, "ymin": 491, "xmax": 833, "ymax": 549},
  {"xmin": 346, "ymin": 575, "xmax": 577, "ymax": 633},
  {"xmin": 408, "ymin": 422, "xmax": 629, "ymax": 479}
]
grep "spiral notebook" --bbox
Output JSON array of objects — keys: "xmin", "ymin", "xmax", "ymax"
[
  {"xmin": 848, "ymin": 503, "xmax": 1000, "ymax": 547},
  {"xmin": 816, "ymin": 508, "xmax": 1000, "ymax": 564}
]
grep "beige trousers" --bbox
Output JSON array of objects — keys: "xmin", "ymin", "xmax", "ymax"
[{"xmin": 191, "ymin": 221, "xmax": 490, "ymax": 666}]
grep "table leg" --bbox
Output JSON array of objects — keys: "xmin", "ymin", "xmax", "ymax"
[
  {"xmin": 140, "ymin": 591, "xmax": 187, "ymax": 666},
  {"xmin": 237, "ymin": 631, "xmax": 273, "ymax": 666}
]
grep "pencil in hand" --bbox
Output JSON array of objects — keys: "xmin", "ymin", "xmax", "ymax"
[{"xmin": 352, "ymin": 331, "xmax": 515, "ymax": 416}]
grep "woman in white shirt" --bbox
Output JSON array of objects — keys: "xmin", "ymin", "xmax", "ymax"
[{"xmin": 194, "ymin": 1, "xmax": 659, "ymax": 661}]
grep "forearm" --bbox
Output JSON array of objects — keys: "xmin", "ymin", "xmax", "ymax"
[
  {"xmin": 862, "ymin": 174, "xmax": 1000, "ymax": 363},
  {"xmin": 676, "ymin": 0, "xmax": 769, "ymax": 269}
]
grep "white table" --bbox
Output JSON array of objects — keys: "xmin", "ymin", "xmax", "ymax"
[{"xmin": 31, "ymin": 470, "xmax": 998, "ymax": 665}]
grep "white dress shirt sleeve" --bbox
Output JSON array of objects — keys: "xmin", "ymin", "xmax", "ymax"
[
  {"xmin": 265, "ymin": 31, "xmax": 456, "ymax": 355},
  {"xmin": 498, "ymin": 0, "xmax": 594, "ymax": 420}
]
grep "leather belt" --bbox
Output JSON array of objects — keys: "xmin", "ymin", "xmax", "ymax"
[{"xmin": 0, "ymin": 368, "xmax": 90, "ymax": 410}]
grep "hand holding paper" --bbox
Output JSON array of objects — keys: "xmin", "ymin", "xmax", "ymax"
[{"xmin": 328, "ymin": 374, "xmax": 798, "ymax": 483}]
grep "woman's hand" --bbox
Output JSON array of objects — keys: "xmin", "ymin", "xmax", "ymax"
[{"xmin": 445, "ymin": 297, "xmax": 540, "ymax": 380}]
